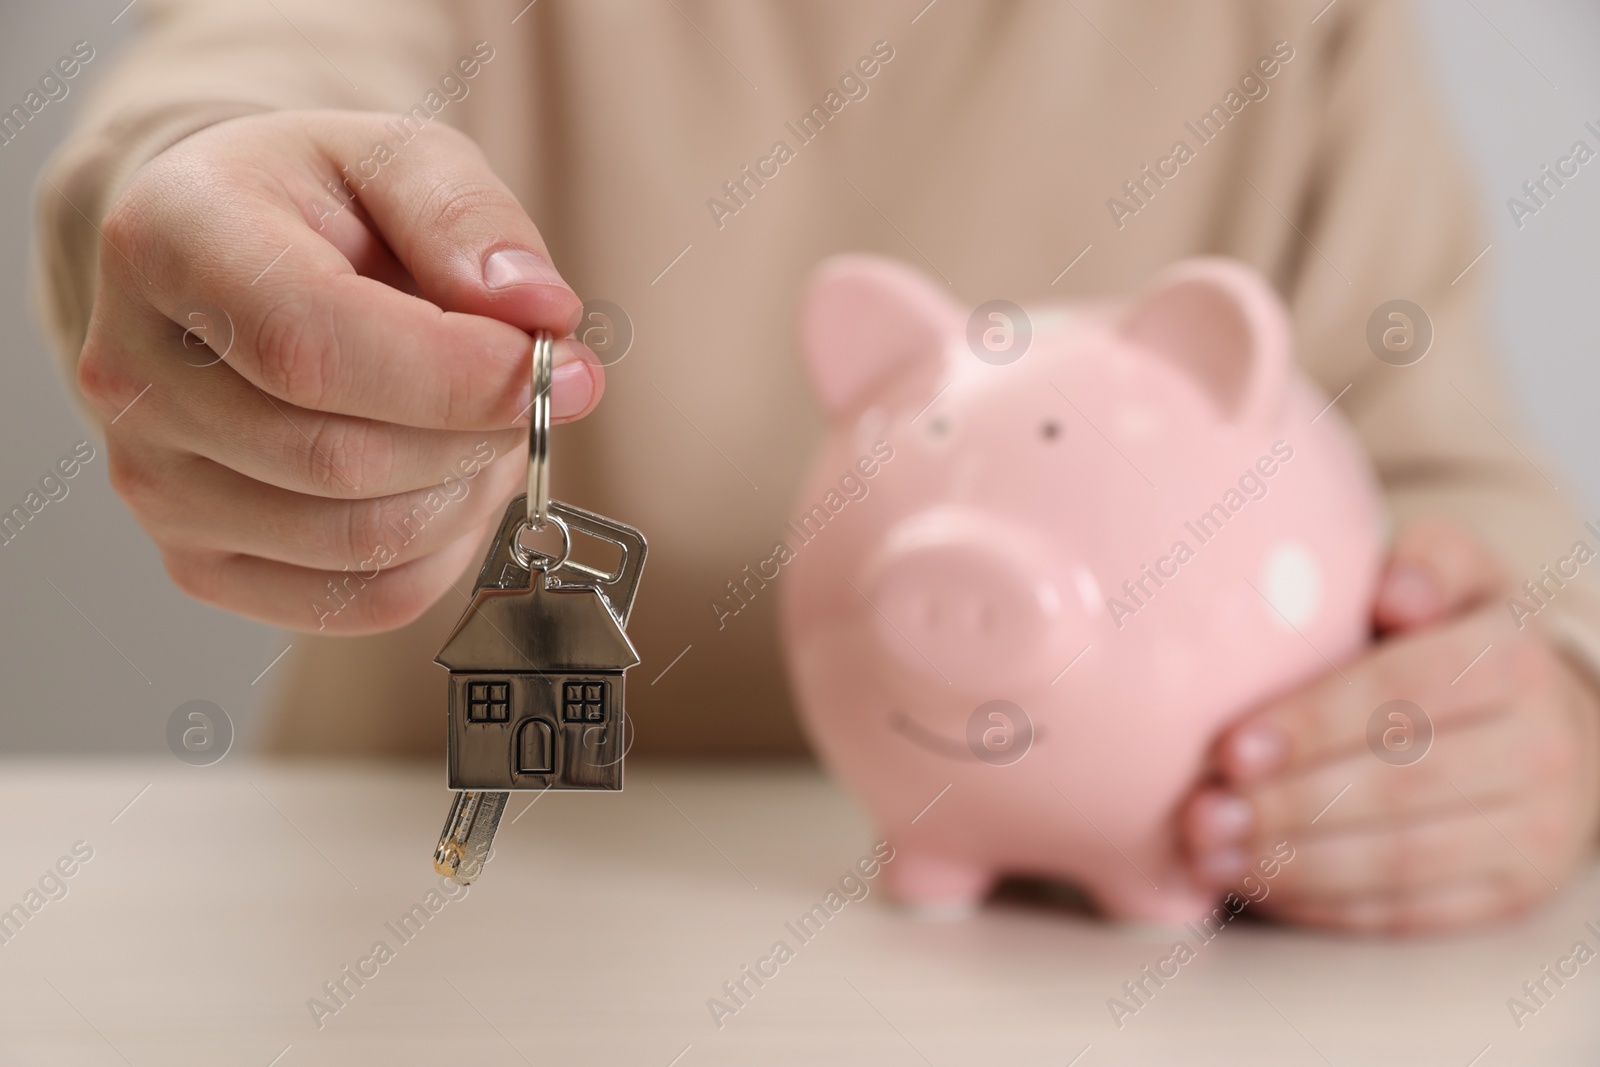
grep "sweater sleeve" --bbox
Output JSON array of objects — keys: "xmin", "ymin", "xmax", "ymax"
[
  {"xmin": 32, "ymin": 0, "xmax": 466, "ymax": 391},
  {"xmin": 1270, "ymin": 0, "xmax": 1600, "ymax": 675}
]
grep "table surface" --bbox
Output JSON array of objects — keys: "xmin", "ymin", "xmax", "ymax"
[{"xmin": 0, "ymin": 760, "xmax": 1597, "ymax": 1066}]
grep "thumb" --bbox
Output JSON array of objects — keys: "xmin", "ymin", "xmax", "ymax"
[
  {"xmin": 306, "ymin": 113, "xmax": 583, "ymax": 336},
  {"xmin": 1373, "ymin": 517, "xmax": 1507, "ymax": 633}
]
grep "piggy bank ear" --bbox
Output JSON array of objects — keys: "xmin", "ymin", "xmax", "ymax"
[
  {"xmin": 1118, "ymin": 258, "xmax": 1290, "ymax": 426},
  {"xmin": 800, "ymin": 255, "xmax": 961, "ymax": 417}
]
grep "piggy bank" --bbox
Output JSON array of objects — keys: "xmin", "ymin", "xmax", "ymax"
[{"xmin": 778, "ymin": 255, "xmax": 1384, "ymax": 922}]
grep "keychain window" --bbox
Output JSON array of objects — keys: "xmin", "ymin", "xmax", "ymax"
[
  {"xmin": 466, "ymin": 682, "xmax": 510, "ymax": 723},
  {"xmin": 563, "ymin": 681, "xmax": 607, "ymax": 723}
]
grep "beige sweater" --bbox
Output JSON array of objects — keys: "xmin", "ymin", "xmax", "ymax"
[{"xmin": 35, "ymin": 0, "xmax": 1600, "ymax": 758}]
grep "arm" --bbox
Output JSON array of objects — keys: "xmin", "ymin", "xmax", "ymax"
[
  {"xmin": 1267, "ymin": 0, "xmax": 1600, "ymax": 665},
  {"xmin": 1181, "ymin": 0, "xmax": 1600, "ymax": 932},
  {"xmin": 32, "ymin": 0, "xmax": 599, "ymax": 634}
]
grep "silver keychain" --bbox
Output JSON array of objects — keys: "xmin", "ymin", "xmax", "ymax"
[{"xmin": 431, "ymin": 330, "xmax": 647, "ymax": 884}]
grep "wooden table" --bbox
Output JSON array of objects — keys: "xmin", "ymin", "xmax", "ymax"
[{"xmin": 1, "ymin": 760, "xmax": 1596, "ymax": 1065}]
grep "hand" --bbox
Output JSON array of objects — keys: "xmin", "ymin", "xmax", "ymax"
[
  {"xmin": 1181, "ymin": 518, "xmax": 1600, "ymax": 933},
  {"xmin": 77, "ymin": 111, "xmax": 599, "ymax": 633}
]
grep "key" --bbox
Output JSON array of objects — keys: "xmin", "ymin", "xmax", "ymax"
[
  {"xmin": 433, "ymin": 789, "xmax": 507, "ymax": 882},
  {"xmin": 429, "ymin": 331, "xmax": 648, "ymax": 885},
  {"xmin": 430, "ymin": 495, "xmax": 648, "ymax": 884}
]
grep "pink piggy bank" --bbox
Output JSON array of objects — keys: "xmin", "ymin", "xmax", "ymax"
[{"xmin": 779, "ymin": 255, "xmax": 1384, "ymax": 922}]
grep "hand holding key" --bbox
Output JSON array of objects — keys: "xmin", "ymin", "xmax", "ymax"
[{"xmin": 76, "ymin": 110, "xmax": 603, "ymax": 633}]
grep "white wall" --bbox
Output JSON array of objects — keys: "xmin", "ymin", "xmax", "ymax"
[{"xmin": 1414, "ymin": 0, "xmax": 1600, "ymax": 515}]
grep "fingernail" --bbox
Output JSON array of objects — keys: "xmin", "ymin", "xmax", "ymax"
[
  {"xmin": 1197, "ymin": 848, "xmax": 1248, "ymax": 884},
  {"xmin": 1380, "ymin": 562, "xmax": 1439, "ymax": 619},
  {"xmin": 1228, "ymin": 722, "xmax": 1287, "ymax": 782},
  {"xmin": 512, "ymin": 342, "xmax": 596, "ymax": 423},
  {"xmin": 1197, "ymin": 793, "xmax": 1254, "ymax": 843},
  {"xmin": 549, "ymin": 358, "xmax": 594, "ymax": 419},
  {"xmin": 483, "ymin": 248, "xmax": 569, "ymax": 292}
]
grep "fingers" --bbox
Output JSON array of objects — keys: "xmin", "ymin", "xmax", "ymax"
[
  {"xmin": 1187, "ymin": 798, "xmax": 1564, "ymax": 933},
  {"xmin": 99, "ymin": 113, "xmax": 599, "ymax": 431},
  {"xmin": 1184, "ymin": 780, "xmax": 1567, "ymax": 934},
  {"xmin": 310, "ymin": 198, "xmax": 421, "ymax": 296},
  {"xmin": 1216, "ymin": 610, "xmax": 1515, "ymax": 783},
  {"xmin": 1256, "ymin": 874, "xmax": 1536, "ymax": 935},
  {"xmin": 81, "ymin": 110, "xmax": 610, "ymax": 637},
  {"xmin": 188, "ymin": 395, "xmax": 526, "ymax": 503},
  {"xmin": 203, "ymin": 242, "xmax": 594, "ymax": 430},
  {"xmin": 161, "ymin": 532, "xmax": 488, "ymax": 635},
  {"xmin": 1193, "ymin": 796, "xmax": 1541, "ymax": 898},
  {"xmin": 80, "ymin": 286, "xmax": 598, "ymax": 508},
  {"xmin": 1257, "ymin": 806, "xmax": 1550, "ymax": 898},
  {"xmin": 1374, "ymin": 517, "xmax": 1508, "ymax": 633},
  {"xmin": 88, "ymin": 300, "xmax": 529, "ymax": 500},
  {"xmin": 107, "ymin": 443, "xmax": 523, "ymax": 572},
  {"xmin": 1193, "ymin": 706, "xmax": 1521, "ymax": 847},
  {"xmin": 299, "ymin": 115, "xmax": 582, "ymax": 333},
  {"xmin": 1181, "ymin": 607, "xmax": 1600, "ymax": 934}
]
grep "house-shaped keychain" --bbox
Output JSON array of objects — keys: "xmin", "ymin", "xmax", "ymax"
[{"xmin": 435, "ymin": 496, "xmax": 645, "ymax": 792}]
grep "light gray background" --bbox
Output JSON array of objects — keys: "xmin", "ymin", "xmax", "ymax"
[{"xmin": 1, "ymin": 0, "xmax": 1596, "ymax": 755}]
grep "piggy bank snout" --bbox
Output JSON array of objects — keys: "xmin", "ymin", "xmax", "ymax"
[{"xmin": 865, "ymin": 512, "xmax": 1083, "ymax": 691}]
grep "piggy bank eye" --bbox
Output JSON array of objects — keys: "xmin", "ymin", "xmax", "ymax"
[
  {"xmin": 927, "ymin": 416, "xmax": 950, "ymax": 438},
  {"xmin": 1040, "ymin": 419, "xmax": 1061, "ymax": 441}
]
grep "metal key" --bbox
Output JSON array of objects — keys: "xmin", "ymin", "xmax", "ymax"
[
  {"xmin": 433, "ymin": 789, "xmax": 507, "ymax": 882},
  {"xmin": 431, "ymin": 332, "xmax": 648, "ymax": 884}
]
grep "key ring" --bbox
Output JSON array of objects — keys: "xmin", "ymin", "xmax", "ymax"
[
  {"xmin": 510, "ymin": 510, "xmax": 572, "ymax": 574},
  {"xmin": 527, "ymin": 330, "xmax": 553, "ymax": 528},
  {"xmin": 512, "ymin": 330, "xmax": 570, "ymax": 574}
]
